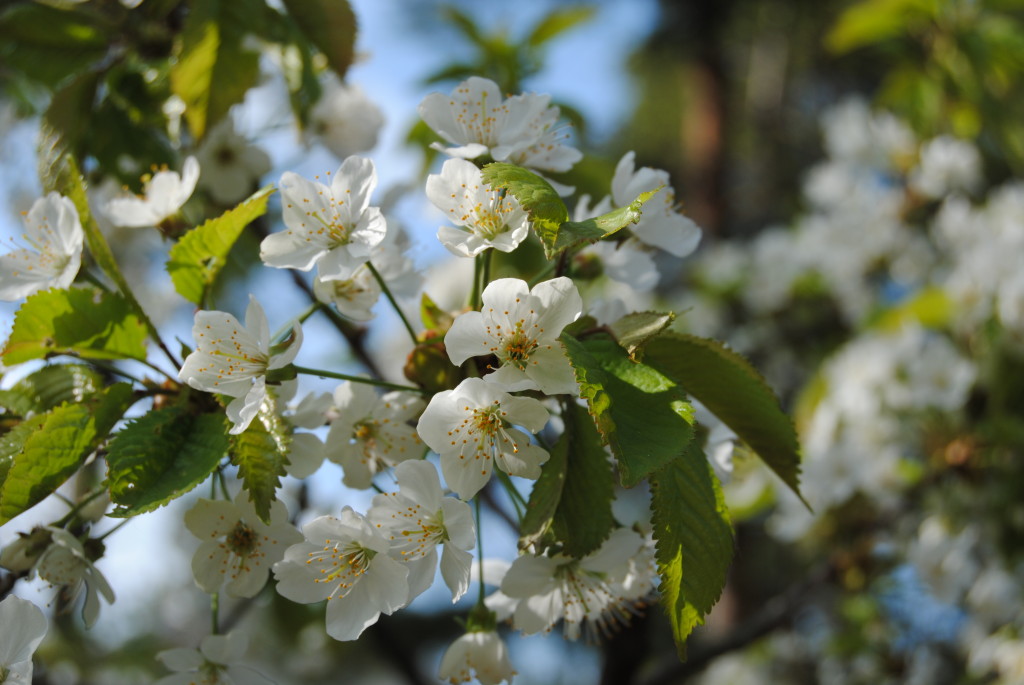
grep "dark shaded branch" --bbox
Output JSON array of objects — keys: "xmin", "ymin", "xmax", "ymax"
[{"xmin": 640, "ymin": 563, "xmax": 833, "ymax": 685}]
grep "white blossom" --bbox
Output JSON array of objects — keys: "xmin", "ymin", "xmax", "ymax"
[
  {"xmin": 418, "ymin": 76, "xmax": 581, "ymax": 174},
  {"xmin": 437, "ymin": 630, "xmax": 516, "ymax": 685},
  {"xmin": 309, "ymin": 79, "xmax": 385, "ymax": 159},
  {"xmin": 184, "ymin": 492, "xmax": 302, "ymax": 598},
  {"xmin": 0, "ymin": 596, "xmax": 47, "ymax": 684},
  {"xmin": 35, "ymin": 527, "xmax": 114, "ymax": 628},
  {"xmin": 500, "ymin": 527, "xmax": 656, "ymax": 640},
  {"xmin": 313, "ymin": 267, "xmax": 381, "ymax": 321},
  {"xmin": 156, "ymin": 633, "xmax": 272, "ymax": 685},
  {"xmin": 427, "ymin": 158, "xmax": 530, "ymax": 257},
  {"xmin": 445, "ymin": 277, "xmax": 582, "ymax": 395},
  {"xmin": 911, "ymin": 135, "xmax": 982, "ymax": 199},
  {"xmin": 324, "ymin": 382, "xmax": 425, "ymax": 489},
  {"xmin": 179, "ymin": 295, "xmax": 303, "ymax": 435},
  {"xmin": 260, "ymin": 156, "xmax": 387, "ymax": 280},
  {"xmin": 195, "ymin": 118, "xmax": 272, "ymax": 205},
  {"xmin": 585, "ymin": 240, "xmax": 659, "ymax": 292},
  {"xmin": 0, "ymin": 192, "xmax": 83, "ymax": 301},
  {"xmin": 105, "ymin": 156, "xmax": 199, "ymax": 227},
  {"xmin": 272, "ymin": 507, "xmax": 410, "ymax": 641},
  {"xmin": 369, "ymin": 460, "xmax": 476, "ymax": 602},
  {"xmin": 610, "ymin": 151, "xmax": 701, "ymax": 258},
  {"xmin": 417, "ymin": 377, "xmax": 550, "ymax": 500}
]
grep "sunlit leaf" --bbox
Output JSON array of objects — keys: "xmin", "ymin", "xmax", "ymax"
[
  {"xmin": 167, "ymin": 186, "xmax": 274, "ymax": 305},
  {"xmin": 171, "ymin": 0, "xmax": 262, "ymax": 139},
  {"xmin": 481, "ymin": 163, "xmax": 569, "ymax": 259},
  {"xmin": 642, "ymin": 332, "xmax": 804, "ymax": 501},
  {"xmin": 0, "ymin": 384, "xmax": 134, "ymax": 524},
  {"xmin": 561, "ymin": 333, "xmax": 694, "ymax": 487},
  {"xmin": 230, "ymin": 397, "xmax": 289, "ymax": 524},
  {"xmin": 3, "ymin": 288, "xmax": 148, "ymax": 365}
]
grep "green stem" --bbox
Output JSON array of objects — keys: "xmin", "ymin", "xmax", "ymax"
[
  {"xmin": 495, "ymin": 471, "xmax": 526, "ymax": 522},
  {"xmin": 54, "ymin": 488, "xmax": 107, "ymax": 527},
  {"xmin": 96, "ymin": 519, "xmax": 130, "ymax": 541},
  {"xmin": 216, "ymin": 469, "xmax": 231, "ymax": 501},
  {"xmin": 83, "ymin": 358, "xmax": 147, "ymax": 386},
  {"xmin": 135, "ymin": 358, "xmax": 179, "ymax": 384},
  {"xmin": 481, "ymin": 249, "xmax": 493, "ymax": 295},
  {"xmin": 366, "ymin": 261, "xmax": 418, "ymax": 344},
  {"xmin": 80, "ymin": 270, "xmax": 112, "ymax": 293},
  {"xmin": 528, "ymin": 260, "xmax": 557, "ymax": 287},
  {"xmin": 292, "ymin": 365, "xmax": 426, "ymax": 394},
  {"xmin": 211, "ymin": 592, "xmax": 220, "ymax": 635},
  {"xmin": 475, "ymin": 497, "xmax": 485, "ymax": 603},
  {"xmin": 469, "ymin": 253, "xmax": 484, "ymax": 310}
]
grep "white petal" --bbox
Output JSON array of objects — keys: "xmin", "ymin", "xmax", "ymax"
[
  {"xmin": 495, "ymin": 440, "xmax": 548, "ymax": 481},
  {"xmin": 243, "ymin": 295, "xmax": 270, "ymax": 354},
  {"xmin": 191, "ymin": 540, "xmax": 232, "ymax": 593},
  {"xmin": 440, "ymin": 545, "xmax": 473, "ymax": 603},
  {"xmin": 393, "ymin": 460, "xmax": 442, "ymax": 511},
  {"xmin": 0, "ymin": 596, "xmax": 47, "ymax": 664},
  {"xmin": 157, "ymin": 647, "xmax": 204, "ymax": 672},
  {"xmin": 444, "ymin": 311, "xmax": 493, "ymax": 365},
  {"xmin": 285, "ymin": 432, "xmax": 325, "ymax": 478},
  {"xmin": 184, "ymin": 498, "xmax": 239, "ymax": 538},
  {"xmin": 440, "ymin": 498, "xmax": 476, "ymax": 550},
  {"xmin": 531, "ymin": 277, "xmax": 582, "ymax": 334},
  {"xmin": 226, "ymin": 379, "xmax": 266, "ymax": 435},
  {"xmin": 404, "ymin": 551, "xmax": 438, "ymax": 604},
  {"xmin": 440, "ymin": 447, "xmax": 492, "ymax": 501},
  {"xmin": 523, "ymin": 344, "xmax": 578, "ymax": 395}
]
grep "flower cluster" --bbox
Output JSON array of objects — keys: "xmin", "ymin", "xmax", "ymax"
[{"xmin": 0, "ymin": 67, "xmax": 713, "ymax": 685}]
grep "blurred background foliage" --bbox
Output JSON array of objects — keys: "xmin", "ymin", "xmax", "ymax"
[{"xmin": 3, "ymin": 0, "xmax": 1024, "ymax": 683}]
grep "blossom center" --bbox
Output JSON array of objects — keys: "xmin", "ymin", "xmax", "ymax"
[
  {"xmin": 307, "ymin": 539, "xmax": 377, "ymax": 599},
  {"xmin": 500, "ymin": 325, "xmax": 540, "ymax": 370},
  {"xmin": 225, "ymin": 521, "xmax": 258, "ymax": 557},
  {"xmin": 308, "ymin": 207, "xmax": 352, "ymax": 248},
  {"xmin": 389, "ymin": 502, "xmax": 446, "ymax": 558}
]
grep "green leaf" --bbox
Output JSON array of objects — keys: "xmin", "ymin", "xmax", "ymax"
[
  {"xmin": 527, "ymin": 6, "xmax": 596, "ymax": 47},
  {"xmin": 230, "ymin": 398, "xmax": 289, "ymax": 524},
  {"xmin": 170, "ymin": 0, "xmax": 262, "ymax": 139},
  {"xmin": 480, "ymin": 163, "xmax": 569, "ymax": 259},
  {"xmin": 0, "ymin": 383, "xmax": 134, "ymax": 524},
  {"xmin": 0, "ymin": 4, "xmax": 109, "ymax": 87},
  {"xmin": 521, "ymin": 401, "xmax": 616, "ymax": 557},
  {"xmin": 3, "ymin": 287, "xmax": 148, "ymax": 365},
  {"xmin": 420, "ymin": 293, "xmax": 454, "ymax": 332},
  {"xmin": 106, "ymin": 406, "xmax": 229, "ymax": 517},
  {"xmin": 0, "ymin": 364, "xmax": 105, "ymax": 416},
  {"xmin": 610, "ymin": 310, "xmax": 676, "ymax": 358},
  {"xmin": 650, "ymin": 443, "xmax": 734, "ymax": 659},
  {"xmin": 551, "ymin": 402, "xmax": 616, "ymax": 557},
  {"xmin": 0, "ymin": 416, "xmax": 47, "ymax": 491},
  {"xmin": 561, "ymin": 333, "xmax": 694, "ymax": 488},
  {"xmin": 167, "ymin": 186, "xmax": 275, "ymax": 305},
  {"xmin": 519, "ymin": 426, "xmax": 567, "ymax": 549},
  {"xmin": 281, "ymin": 0, "xmax": 357, "ymax": 80},
  {"xmin": 555, "ymin": 187, "xmax": 661, "ymax": 251},
  {"xmin": 37, "ymin": 69, "xmax": 101, "ymax": 191},
  {"xmin": 825, "ymin": 0, "xmax": 937, "ymax": 54},
  {"xmin": 642, "ymin": 332, "xmax": 804, "ymax": 501}
]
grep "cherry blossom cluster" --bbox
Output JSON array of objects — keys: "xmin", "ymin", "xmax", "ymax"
[{"xmin": 0, "ymin": 73, "xmax": 703, "ymax": 684}]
